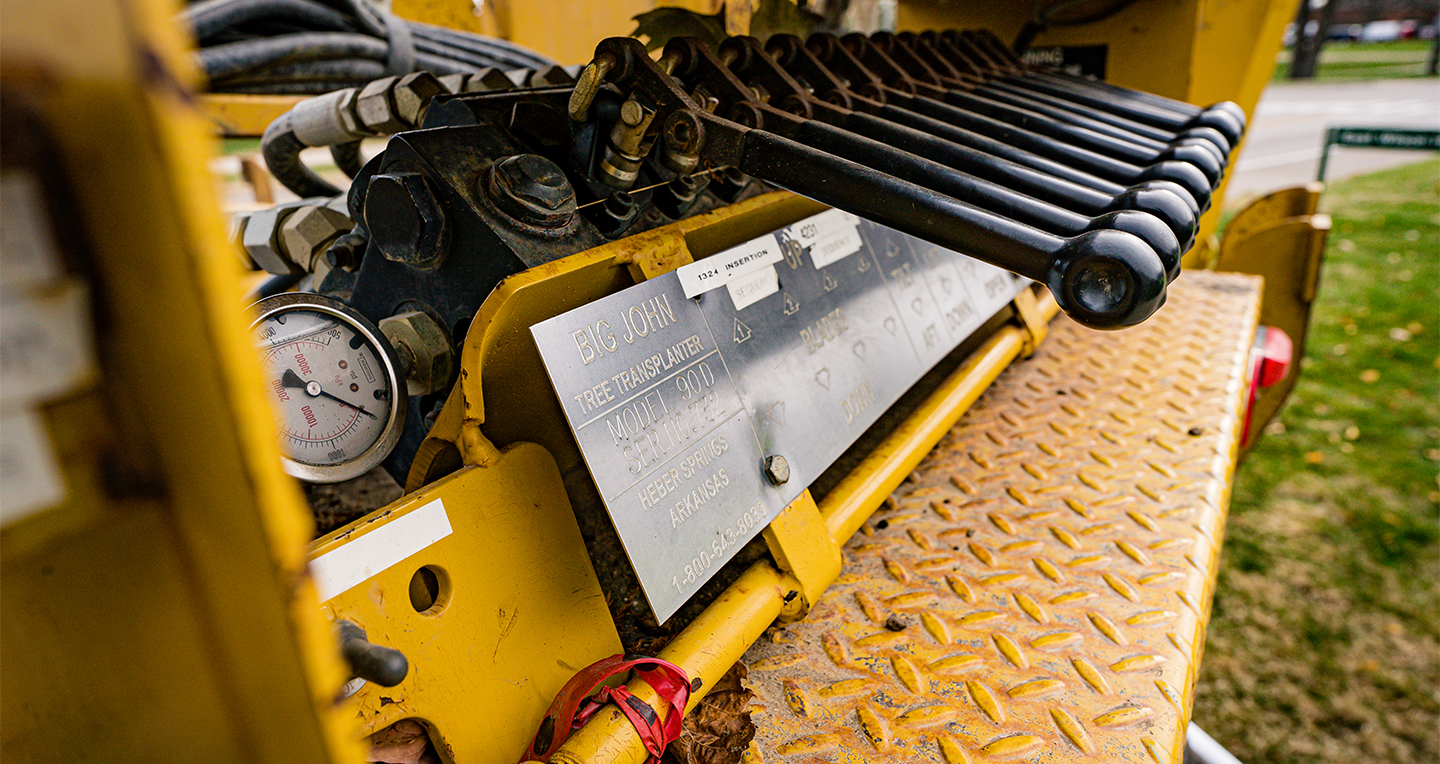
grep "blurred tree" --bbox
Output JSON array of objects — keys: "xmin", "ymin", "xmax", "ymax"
[{"xmin": 1291, "ymin": 0, "xmax": 1338, "ymax": 79}]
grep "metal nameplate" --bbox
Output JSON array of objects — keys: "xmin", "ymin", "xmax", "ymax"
[{"xmin": 531, "ymin": 211, "xmax": 1026, "ymax": 621}]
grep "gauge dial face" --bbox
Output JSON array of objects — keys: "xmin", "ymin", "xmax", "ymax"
[{"xmin": 250, "ymin": 294, "xmax": 405, "ymax": 483}]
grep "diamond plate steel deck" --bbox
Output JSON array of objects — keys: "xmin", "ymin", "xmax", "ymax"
[{"xmin": 742, "ymin": 272, "xmax": 1262, "ymax": 764}]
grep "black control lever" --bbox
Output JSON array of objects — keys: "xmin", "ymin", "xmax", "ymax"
[
  {"xmin": 580, "ymin": 37, "xmax": 1168, "ymax": 328},
  {"xmin": 713, "ymin": 36, "xmax": 1185, "ymax": 276},
  {"xmin": 949, "ymin": 30, "xmax": 1247, "ymax": 147},
  {"xmin": 804, "ymin": 34, "xmax": 1216, "ymax": 211},
  {"xmin": 882, "ymin": 32, "xmax": 1233, "ymax": 164},
  {"xmin": 837, "ymin": 33, "xmax": 1227, "ymax": 189},
  {"xmin": 704, "ymin": 115, "xmax": 1167, "ymax": 328},
  {"xmin": 755, "ymin": 35, "xmax": 1197, "ymax": 264},
  {"xmin": 337, "ymin": 619, "xmax": 409, "ymax": 687}
]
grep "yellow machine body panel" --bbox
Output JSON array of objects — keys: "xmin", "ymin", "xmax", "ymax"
[
  {"xmin": 309, "ymin": 445, "xmax": 623, "ymax": 762},
  {"xmin": 1, "ymin": 0, "xmax": 1307, "ymax": 762},
  {"xmin": 0, "ymin": 0, "xmax": 362, "ymax": 759}
]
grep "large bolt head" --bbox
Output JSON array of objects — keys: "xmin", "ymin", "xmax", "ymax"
[
  {"xmin": 365, "ymin": 172, "xmax": 449, "ymax": 270},
  {"xmin": 486, "ymin": 154, "xmax": 576, "ymax": 228},
  {"xmin": 466, "ymin": 68, "xmax": 515, "ymax": 93}
]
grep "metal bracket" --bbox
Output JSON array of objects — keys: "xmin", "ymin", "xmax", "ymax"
[
  {"xmin": 1010, "ymin": 284, "xmax": 1050, "ymax": 357},
  {"xmin": 761, "ymin": 491, "xmax": 842, "ymax": 624}
]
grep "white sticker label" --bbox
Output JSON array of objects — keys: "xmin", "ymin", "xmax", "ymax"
[
  {"xmin": 0, "ymin": 281, "xmax": 97, "ymax": 411},
  {"xmin": 0, "ymin": 410, "xmax": 66, "ymax": 527},
  {"xmin": 787, "ymin": 208, "xmax": 859, "ymax": 245},
  {"xmin": 808, "ymin": 225, "xmax": 865, "ymax": 268},
  {"xmin": 0, "ymin": 173, "xmax": 63, "ymax": 292},
  {"xmin": 676, "ymin": 236, "xmax": 782, "ymax": 298},
  {"xmin": 726, "ymin": 265, "xmax": 780, "ymax": 310},
  {"xmin": 309, "ymin": 498, "xmax": 453, "ymax": 602}
]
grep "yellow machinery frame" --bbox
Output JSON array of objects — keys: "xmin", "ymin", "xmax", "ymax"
[{"xmin": 2, "ymin": 0, "xmax": 1314, "ymax": 761}]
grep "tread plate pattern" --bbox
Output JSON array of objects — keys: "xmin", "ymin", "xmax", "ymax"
[{"xmin": 742, "ymin": 273, "xmax": 1262, "ymax": 764}]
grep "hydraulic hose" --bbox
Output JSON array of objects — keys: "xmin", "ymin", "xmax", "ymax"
[{"xmin": 184, "ymin": 0, "xmax": 557, "ymax": 94}]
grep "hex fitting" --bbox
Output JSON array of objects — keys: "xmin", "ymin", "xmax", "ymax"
[
  {"xmin": 486, "ymin": 154, "xmax": 576, "ymax": 228},
  {"xmin": 243, "ymin": 205, "xmax": 302, "ymax": 275},
  {"xmin": 365, "ymin": 172, "xmax": 449, "ymax": 270},
  {"xmin": 392, "ymin": 72, "xmax": 446, "ymax": 129},
  {"xmin": 280, "ymin": 205, "xmax": 352, "ymax": 273},
  {"xmin": 379, "ymin": 311, "xmax": 455, "ymax": 397},
  {"xmin": 763, "ymin": 455, "xmax": 791, "ymax": 486},
  {"xmin": 355, "ymin": 76, "xmax": 406, "ymax": 135}
]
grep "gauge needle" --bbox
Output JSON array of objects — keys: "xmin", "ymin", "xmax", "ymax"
[{"xmin": 281, "ymin": 369, "xmax": 378, "ymax": 419}]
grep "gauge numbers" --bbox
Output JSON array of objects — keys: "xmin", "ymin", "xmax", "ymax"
[{"xmin": 249, "ymin": 293, "xmax": 406, "ymax": 483}]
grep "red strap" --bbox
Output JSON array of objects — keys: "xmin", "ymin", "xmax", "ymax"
[{"xmin": 520, "ymin": 655, "xmax": 691, "ymax": 763}]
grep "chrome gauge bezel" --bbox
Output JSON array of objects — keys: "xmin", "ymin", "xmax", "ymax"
[{"xmin": 249, "ymin": 292, "xmax": 407, "ymax": 484}]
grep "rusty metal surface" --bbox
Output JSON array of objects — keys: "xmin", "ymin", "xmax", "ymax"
[{"xmin": 741, "ymin": 272, "xmax": 1262, "ymax": 764}]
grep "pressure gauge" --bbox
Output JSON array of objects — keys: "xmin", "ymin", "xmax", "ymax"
[{"xmin": 249, "ymin": 293, "xmax": 407, "ymax": 483}]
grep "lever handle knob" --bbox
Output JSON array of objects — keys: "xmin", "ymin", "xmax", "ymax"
[{"xmin": 337, "ymin": 620, "xmax": 409, "ymax": 688}]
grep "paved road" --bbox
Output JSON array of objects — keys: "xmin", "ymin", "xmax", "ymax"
[{"xmin": 1225, "ymin": 78, "xmax": 1440, "ymax": 202}]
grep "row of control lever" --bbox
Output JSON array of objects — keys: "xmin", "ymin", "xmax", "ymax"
[{"xmin": 564, "ymin": 30, "xmax": 1242, "ymax": 329}]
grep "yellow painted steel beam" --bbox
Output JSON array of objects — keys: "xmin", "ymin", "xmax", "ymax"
[{"xmin": 202, "ymin": 93, "xmax": 307, "ymax": 137}]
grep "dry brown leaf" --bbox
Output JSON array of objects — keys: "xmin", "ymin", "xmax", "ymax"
[{"xmin": 665, "ymin": 662, "xmax": 756, "ymax": 764}]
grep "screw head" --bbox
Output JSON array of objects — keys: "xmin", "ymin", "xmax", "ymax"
[
  {"xmin": 763, "ymin": 455, "xmax": 790, "ymax": 485},
  {"xmin": 487, "ymin": 154, "xmax": 576, "ymax": 228}
]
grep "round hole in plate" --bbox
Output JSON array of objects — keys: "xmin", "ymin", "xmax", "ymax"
[{"xmin": 409, "ymin": 565, "xmax": 451, "ymax": 615}]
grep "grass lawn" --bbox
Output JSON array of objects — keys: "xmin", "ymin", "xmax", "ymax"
[
  {"xmin": 1193, "ymin": 159, "xmax": 1440, "ymax": 762},
  {"xmin": 1274, "ymin": 39, "xmax": 1438, "ymax": 80}
]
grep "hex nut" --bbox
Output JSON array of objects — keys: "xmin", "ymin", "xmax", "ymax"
[
  {"xmin": 280, "ymin": 205, "xmax": 352, "ymax": 272},
  {"xmin": 230, "ymin": 214, "xmax": 258, "ymax": 270},
  {"xmin": 379, "ymin": 311, "xmax": 454, "ymax": 397},
  {"xmin": 243, "ymin": 206, "xmax": 302, "ymax": 275},
  {"xmin": 335, "ymin": 87, "xmax": 364, "ymax": 137},
  {"xmin": 437, "ymin": 73, "xmax": 467, "ymax": 94},
  {"xmin": 467, "ymin": 68, "xmax": 514, "ymax": 92},
  {"xmin": 527, "ymin": 65, "xmax": 576, "ymax": 87},
  {"xmin": 365, "ymin": 172, "xmax": 449, "ymax": 269},
  {"xmin": 392, "ymin": 72, "xmax": 446, "ymax": 128},
  {"xmin": 355, "ymin": 76, "xmax": 406, "ymax": 135},
  {"xmin": 487, "ymin": 154, "xmax": 576, "ymax": 228}
]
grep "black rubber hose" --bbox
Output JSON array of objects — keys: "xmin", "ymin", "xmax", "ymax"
[
  {"xmin": 262, "ymin": 110, "xmax": 342, "ymax": 197},
  {"xmin": 408, "ymin": 22, "xmax": 555, "ymax": 68},
  {"xmin": 410, "ymin": 35, "xmax": 539, "ymax": 71},
  {"xmin": 247, "ymin": 272, "xmax": 306, "ymax": 301},
  {"xmin": 331, "ymin": 140, "xmax": 364, "ymax": 178},
  {"xmin": 218, "ymin": 57, "xmax": 387, "ymax": 82},
  {"xmin": 411, "ymin": 38, "xmax": 501, "ymax": 69},
  {"xmin": 219, "ymin": 81, "xmax": 370, "ymax": 93},
  {"xmin": 198, "ymin": 33, "xmax": 389, "ymax": 80},
  {"xmin": 185, "ymin": 0, "xmax": 356, "ymax": 41},
  {"xmin": 411, "ymin": 52, "xmax": 472, "ymax": 75}
]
